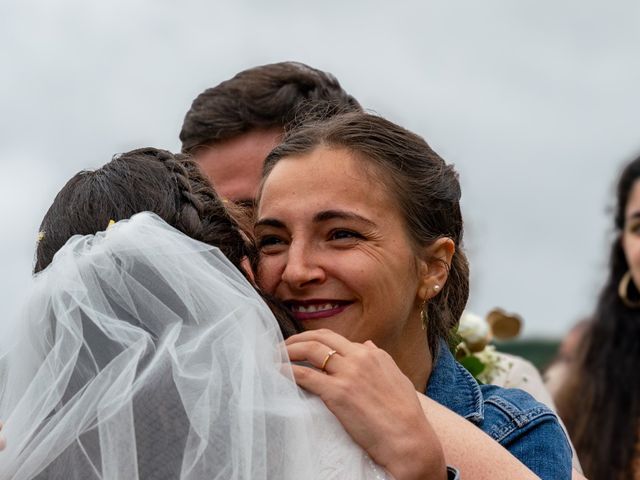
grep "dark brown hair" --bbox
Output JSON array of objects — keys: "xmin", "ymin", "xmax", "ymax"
[
  {"xmin": 179, "ymin": 62, "xmax": 361, "ymax": 153},
  {"xmin": 35, "ymin": 148, "xmax": 251, "ymax": 273},
  {"xmin": 35, "ymin": 148, "xmax": 301, "ymax": 339},
  {"xmin": 259, "ymin": 112, "xmax": 469, "ymax": 354},
  {"xmin": 557, "ymin": 155, "xmax": 640, "ymax": 480}
]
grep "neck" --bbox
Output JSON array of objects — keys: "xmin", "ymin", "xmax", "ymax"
[{"xmin": 387, "ymin": 323, "xmax": 432, "ymax": 393}]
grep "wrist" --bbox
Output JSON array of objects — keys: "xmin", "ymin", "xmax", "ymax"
[{"xmin": 383, "ymin": 419, "xmax": 447, "ymax": 480}]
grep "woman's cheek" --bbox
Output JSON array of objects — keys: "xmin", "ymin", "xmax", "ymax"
[{"xmin": 256, "ymin": 258, "xmax": 279, "ymax": 293}]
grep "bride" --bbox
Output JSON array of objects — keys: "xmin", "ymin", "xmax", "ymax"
[{"xmin": 0, "ymin": 148, "xmax": 538, "ymax": 479}]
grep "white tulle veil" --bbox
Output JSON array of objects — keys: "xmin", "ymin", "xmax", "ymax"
[{"xmin": 0, "ymin": 213, "xmax": 387, "ymax": 480}]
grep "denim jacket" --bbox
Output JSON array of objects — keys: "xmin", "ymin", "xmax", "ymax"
[{"xmin": 426, "ymin": 342, "xmax": 572, "ymax": 480}]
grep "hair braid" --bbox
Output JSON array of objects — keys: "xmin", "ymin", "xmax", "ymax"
[
  {"xmin": 130, "ymin": 148, "xmax": 255, "ymax": 269},
  {"xmin": 35, "ymin": 148, "xmax": 252, "ymax": 273},
  {"xmin": 35, "ymin": 147, "xmax": 301, "ymax": 339}
]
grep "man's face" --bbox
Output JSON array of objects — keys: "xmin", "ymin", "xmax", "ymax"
[{"xmin": 193, "ymin": 127, "xmax": 282, "ymax": 207}]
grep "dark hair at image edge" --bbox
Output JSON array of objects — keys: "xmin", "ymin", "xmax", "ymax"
[
  {"xmin": 179, "ymin": 61, "xmax": 361, "ymax": 152},
  {"xmin": 258, "ymin": 111, "xmax": 469, "ymax": 355},
  {"xmin": 556, "ymin": 155, "xmax": 640, "ymax": 480}
]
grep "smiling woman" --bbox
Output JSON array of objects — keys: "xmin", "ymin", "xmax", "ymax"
[
  {"xmin": 255, "ymin": 146, "xmax": 450, "ymax": 392},
  {"xmin": 254, "ymin": 111, "xmax": 574, "ymax": 479},
  {"xmin": 555, "ymin": 155, "xmax": 640, "ymax": 480}
]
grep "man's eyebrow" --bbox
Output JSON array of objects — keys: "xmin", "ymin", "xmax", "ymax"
[
  {"xmin": 313, "ymin": 210, "xmax": 376, "ymax": 228},
  {"xmin": 627, "ymin": 211, "xmax": 640, "ymax": 221}
]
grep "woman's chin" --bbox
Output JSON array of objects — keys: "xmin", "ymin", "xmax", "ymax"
[{"xmin": 300, "ymin": 311, "xmax": 353, "ymax": 337}]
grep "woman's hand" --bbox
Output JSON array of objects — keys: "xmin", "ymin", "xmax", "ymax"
[{"xmin": 286, "ymin": 329, "xmax": 447, "ymax": 480}]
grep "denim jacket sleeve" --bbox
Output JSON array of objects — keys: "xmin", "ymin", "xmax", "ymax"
[
  {"xmin": 426, "ymin": 342, "xmax": 573, "ymax": 480},
  {"xmin": 481, "ymin": 385, "xmax": 573, "ymax": 480}
]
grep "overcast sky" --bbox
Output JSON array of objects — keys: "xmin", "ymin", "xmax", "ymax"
[{"xmin": 2, "ymin": 0, "xmax": 640, "ymax": 337}]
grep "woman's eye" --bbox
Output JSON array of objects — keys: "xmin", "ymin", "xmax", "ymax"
[
  {"xmin": 257, "ymin": 236, "xmax": 285, "ymax": 250},
  {"xmin": 329, "ymin": 229, "xmax": 364, "ymax": 241},
  {"xmin": 628, "ymin": 222, "xmax": 640, "ymax": 234}
]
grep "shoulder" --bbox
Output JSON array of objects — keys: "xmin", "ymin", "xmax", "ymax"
[
  {"xmin": 480, "ymin": 384, "xmax": 557, "ymax": 441},
  {"xmin": 480, "ymin": 384, "xmax": 573, "ymax": 479},
  {"xmin": 427, "ymin": 345, "xmax": 573, "ymax": 478}
]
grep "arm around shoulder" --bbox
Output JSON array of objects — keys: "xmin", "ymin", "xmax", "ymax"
[
  {"xmin": 484, "ymin": 390, "xmax": 573, "ymax": 480},
  {"xmin": 416, "ymin": 394, "xmax": 539, "ymax": 480}
]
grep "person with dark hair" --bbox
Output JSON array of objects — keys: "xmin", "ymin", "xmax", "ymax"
[
  {"xmin": 178, "ymin": 62, "xmax": 585, "ymax": 472},
  {"xmin": 0, "ymin": 147, "xmax": 546, "ymax": 479},
  {"xmin": 179, "ymin": 61, "xmax": 361, "ymax": 207},
  {"xmin": 255, "ymin": 111, "xmax": 574, "ymax": 479},
  {"xmin": 555, "ymin": 155, "xmax": 640, "ymax": 480},
  {"xmin": 35, "ymin": 148, "xmax": 250, "ymax": 273},
  {"xmin": 32, "ymin": 147, "xmax": 303, "ymax": 339}
]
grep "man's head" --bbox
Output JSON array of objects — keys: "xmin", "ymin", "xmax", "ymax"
[{"xmin": 179, "ymin": 61, "xmax": 361, "ymax": 205}]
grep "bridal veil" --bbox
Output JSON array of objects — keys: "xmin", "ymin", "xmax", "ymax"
[{"xmin": 0, "ymin": 213, "xmax": 387, "ymax": 479}]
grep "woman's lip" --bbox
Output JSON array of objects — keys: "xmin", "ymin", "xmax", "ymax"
[{"xmin": 285, "ymin": 300, "xmax": 352, "ymax": 321}]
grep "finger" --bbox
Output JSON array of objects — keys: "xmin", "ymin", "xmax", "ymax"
[
  {"xmin": 290, "ymin": 363, "xmax": 336, "ymax": 396},
  {"xmin": 287, "ymin": 341, "xmax": 344, "ymax": 374},
  {"xmin": 285, "ymin": 329, "xmax": 357, "ymax": 354}
]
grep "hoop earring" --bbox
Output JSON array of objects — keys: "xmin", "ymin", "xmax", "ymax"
[
  {"xmin": 420, "ymin": 298, "xmax": 428, "ymax": 330},
  {"xmin": 618, "ymin": 271, "xmax": 640, "ymax": 308}
]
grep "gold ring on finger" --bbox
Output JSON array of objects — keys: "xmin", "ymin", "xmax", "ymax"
[{"xmin": 320, "ymin": 349, "xmax": 337, "ymax": 372}]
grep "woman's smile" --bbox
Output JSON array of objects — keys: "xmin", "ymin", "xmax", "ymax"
[{"xmin": 286, "ymin": 299, "xmax": 353, "ymax": 321}]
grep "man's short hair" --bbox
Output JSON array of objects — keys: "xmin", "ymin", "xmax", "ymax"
[{"xmin": 179, "ymin": 62, "xmax": 361, "ymax": 153}]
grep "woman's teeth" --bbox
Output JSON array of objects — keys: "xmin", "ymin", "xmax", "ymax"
[{"xmin": 291, "ymin": 303, "xmax": 339, "ymax": 313}]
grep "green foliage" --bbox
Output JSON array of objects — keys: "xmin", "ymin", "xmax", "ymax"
[{"xmin": 459, "ymin": 355, "xmax": 486, "ymax": 379}]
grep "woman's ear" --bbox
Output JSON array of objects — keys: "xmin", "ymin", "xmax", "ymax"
[{"xmin": 417, "ymin": 237, "xmax": 455, "ymax": 300}]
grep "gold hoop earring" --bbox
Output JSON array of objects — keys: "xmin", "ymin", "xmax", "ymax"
[
  {"xmin": 420, "ymin": 298, "xmax": 428, "ymax": 330},
  {"xmin": 618, "ymin": 271, "xmax": 640, "ymax": 308}
]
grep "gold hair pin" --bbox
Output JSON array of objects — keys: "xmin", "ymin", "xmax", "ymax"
[
  {"xmin": 107, "ymin": 219, "xmax": 116, "ymax": 229},
  {"xmin": 37, "ymin": 231, "xmax": 45, "ymax": 243}
]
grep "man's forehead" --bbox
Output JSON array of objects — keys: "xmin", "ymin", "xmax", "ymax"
[{"xmin": 194, "ymin": 128, "xmax": 282, "ymax": 202}]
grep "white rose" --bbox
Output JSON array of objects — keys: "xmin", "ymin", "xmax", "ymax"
[{"xmin": 457, "ymin": 311, "xmax": 490, "ymax": 345}]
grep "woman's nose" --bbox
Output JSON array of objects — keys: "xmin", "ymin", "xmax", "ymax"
[{"xmin": 281, "ymin": 241, "xmax": 325, "ymax": 289}]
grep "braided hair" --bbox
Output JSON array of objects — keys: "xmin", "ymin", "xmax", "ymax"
[
  {"xmin": 35, "ymin": 148, "xmax": 252, "ymax": 274},
  {"xmin": 35, "ymin": 148, "xmax": 300, "ymax": 339},
  {"xmin": 31, "ymin": 148, "xmax": 300, "ymax": 477}
]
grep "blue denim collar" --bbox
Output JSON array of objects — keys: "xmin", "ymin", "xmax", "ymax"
[{"xmin": 425, "ymin": 340, "xmax": 484, "ymax": 424}]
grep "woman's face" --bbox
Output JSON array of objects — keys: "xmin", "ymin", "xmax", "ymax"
[
  {"xmin": 622, "ymin": 179, "xmax": 640, "ymax": 288},
  {"xmin": 255, "ymin": 147, "xmax": 428, "ymax": 351}
]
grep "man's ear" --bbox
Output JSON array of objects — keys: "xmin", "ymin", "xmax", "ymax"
[{"xmin": 417, "ymin": 237, "xmax": 455, "ymax": 300}]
